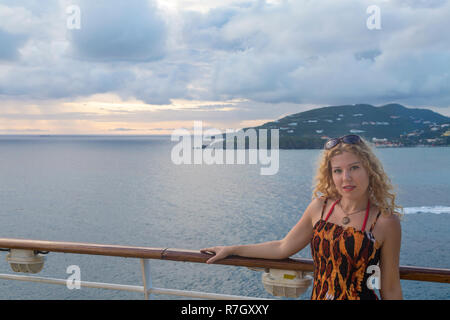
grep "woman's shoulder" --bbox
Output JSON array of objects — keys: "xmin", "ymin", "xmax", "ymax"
[
  {"xmin": 310, "ymin": 196, "xmax": 342, "ymax": 212},
  {"xmin": 379, "ymin": 212, "xmax": 401, "ymax": 231},
  {"xmin": 313, "ymin": 195, "xmax": 339, "ymax": 204},
  {"xmin": 377, "ymin": 210, "xmax": 401, "ymax": 226},
  {"xmin": 309, "ymin": 196, "xmax": 338, "ymax": 221},
  {"xmin": 373, "ymin": 210, "xmax": 402, "ymax": 244},
  {"xmin": 310, "ymin": 196, "xmax": 332, "ymax": 209}
]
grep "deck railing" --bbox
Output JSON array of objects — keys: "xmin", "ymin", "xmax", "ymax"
[{"xmin": 0, "ymin": 238, "xmax": 449, "ymax": 299}]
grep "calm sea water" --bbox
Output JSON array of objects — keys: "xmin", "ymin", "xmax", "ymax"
[{"xmin": 0, "ymin": 135, "xmax": 448, "ymax": 300}]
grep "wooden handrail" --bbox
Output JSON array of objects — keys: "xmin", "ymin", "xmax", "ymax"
[{"xmin": 0, "ymin": 238, "xmax": 448, "ymax": 283}]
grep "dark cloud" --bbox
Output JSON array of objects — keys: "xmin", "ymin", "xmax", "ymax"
[{"xmin": 354, "ymin": 50, "xmax": 382, "ymax": 62}]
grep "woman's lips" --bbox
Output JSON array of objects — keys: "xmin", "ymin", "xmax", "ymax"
[{"xmin": 343, "ymin": 186, "xmax": 356, "ymax": 192}]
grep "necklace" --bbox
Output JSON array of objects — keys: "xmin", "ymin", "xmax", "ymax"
[{"xmin": 338, "ymin": 199, "xmax": 369, "ymax": 225}]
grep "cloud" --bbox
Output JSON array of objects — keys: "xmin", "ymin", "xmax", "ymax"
[
  {"xmin": 394, "ymin": 0, "xmax": 448, "ymax": 9},
  {"xmin": 67, "ymin": 0, "xmax": 167, "ymax": 62},
  {"xmin": 188, "ymin": 0, "xmax": 450, "ymax": 107},
  {"xmin": 0, "ymin": 58, "xmax": 137, "ymax": 99},
  {"xmin": 109, "ymin": 128, "xmax": 136, "ymax": 132},
  {"xmin": 181, "ymin": 5, "xmax": 249, "ymax": 52},
  {"xmin": 0, "ymin": 0, "xmax": 449, "ymax": 129},
  {"xmin": 0, "ymin": 128, "xmax": 47, "ymax": 133},
  {"xmin": 0, "ymin": 29, "xmax": 27, "ymax": 60}
]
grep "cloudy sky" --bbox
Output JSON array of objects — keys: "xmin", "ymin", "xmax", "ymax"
[{"xmin": 0, "ymin": 0, "xmax": 449, "ymax": 134}]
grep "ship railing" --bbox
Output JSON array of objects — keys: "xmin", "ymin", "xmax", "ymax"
[{"xmin": 0, "ymin": 238, "xmax": 449, "ymax": 300}]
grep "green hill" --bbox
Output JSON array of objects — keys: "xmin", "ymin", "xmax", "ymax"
[{"xmin": 232, "ymin": 104, "xmax": 450, "ymax": 149}]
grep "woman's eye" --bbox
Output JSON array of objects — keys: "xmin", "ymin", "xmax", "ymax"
[{"xmin": 333, "ymin": 166, "xmax": 358, "ymax": 173}]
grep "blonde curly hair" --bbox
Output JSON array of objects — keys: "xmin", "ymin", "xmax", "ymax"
[{"xmin": 312, "ymin": 137, "xmax": 403, "ymax": 218}]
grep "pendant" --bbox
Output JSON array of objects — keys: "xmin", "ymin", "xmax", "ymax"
[{"xmin": 342, "ymin": 216, "xmax": 350, "ymax": 225}]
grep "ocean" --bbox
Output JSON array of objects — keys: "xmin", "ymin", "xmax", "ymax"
[{"xmin": 0, "ymin": 135, "xmax": 448, "ymax": 300}]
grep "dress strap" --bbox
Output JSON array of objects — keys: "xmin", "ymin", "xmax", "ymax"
[
  {"xmin": 361, "ymin": 199, "xmax": 371, "ymax": 232},
  {"xmin": 324, "ymin": 199, "xmax": 340, "ymax": 222},
  {"xmin": 320, "ymin": 197, "xmax": 328, "ymax": 219},
  {"xmin": 369, "ymin": 211, "xmax": 382, "ymax": 233}
]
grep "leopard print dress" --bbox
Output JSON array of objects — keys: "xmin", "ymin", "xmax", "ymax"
[{"xmin": 310, "ymin": 197, "xmax": 382, "ymax": 300}]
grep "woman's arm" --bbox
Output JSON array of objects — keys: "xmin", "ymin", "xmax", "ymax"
[
  {"xmin": 201, "ymin": 197, "xmax": 323, "ymax": 264},
  {"xmin": 379, "ymin": 214, "xmax": 403, "ymax": 300},
  {"xmin": 201, "ymin": 240, "xmax": 285, "ymax": 264}
]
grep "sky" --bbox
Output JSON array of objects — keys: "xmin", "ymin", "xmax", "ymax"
[{"xmin": 0, "ymin": 0, "xmax": 449, "ymax": 134}]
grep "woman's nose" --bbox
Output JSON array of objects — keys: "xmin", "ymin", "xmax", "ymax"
[{"xmin": 344, "ymin": 170, "xmax": 352, "ymax": 180}]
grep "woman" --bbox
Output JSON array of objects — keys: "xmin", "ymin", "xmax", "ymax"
[{"xmin": 201, "ymin": 135, "xmax": 403, "ymax": 300}]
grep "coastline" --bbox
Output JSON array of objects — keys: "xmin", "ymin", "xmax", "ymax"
[{"xmin": 1, "ymin": 134, "xmax": 449, "ymax": 149}]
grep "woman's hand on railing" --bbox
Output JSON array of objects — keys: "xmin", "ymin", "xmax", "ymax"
[{"xmin": 200, "ymin": 246, "xmax": 234, "ymax": 264}]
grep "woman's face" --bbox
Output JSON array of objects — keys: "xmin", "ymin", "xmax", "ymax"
[{"xmin": 330, "ymin": 151, "xmax": 370, "ymax": 200}]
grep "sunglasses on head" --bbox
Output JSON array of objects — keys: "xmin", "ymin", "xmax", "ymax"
[{"xmin": 324, "ymin": 134, "xmax": 362, "ymax": 150}]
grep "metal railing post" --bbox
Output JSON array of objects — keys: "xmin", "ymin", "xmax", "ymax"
[{"xmin": 140, "ymin": 259, "xmax": 152, "ymax": 300}]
